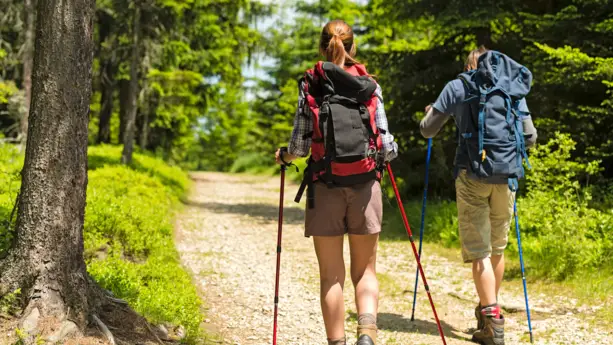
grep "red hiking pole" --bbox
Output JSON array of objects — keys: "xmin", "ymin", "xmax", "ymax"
[
  {"xmin": 386, "ymin": 164, "xmax": 447, "ymax": 345},
  {"xmin": 273, "ymin": 148, "xmax": 296, "ymax": 345},
  {"xmin": 272, "ymin": 162, "xmax": 285, "ymax": 345}
]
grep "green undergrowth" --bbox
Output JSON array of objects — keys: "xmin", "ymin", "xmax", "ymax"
[
  {"xmin": 0, "ymin": 144, "xmax": 21, "ymax": 253},
  {"xmin": 0, "ymin": 144, "xmax": 203, "ymax": 343},
  {"xmin": 229, "ymin": 151, "xmax": 308, "ymax": 183}
]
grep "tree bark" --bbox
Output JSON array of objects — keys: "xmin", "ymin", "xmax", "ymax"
[
  {"xmin": 0, "ymin": 0, "xmax": 96, "ymax": 328},
  {"xmin": 21, "ymin": 0, "xmax": 36, "ymax": 144},
  {"xmin": 121, "ymin": 4, "xmax": 141, "ymax": 164},
  {"xmin": 139, "ymin": 81, "xmax": 149, "ymax": 150},
  {"xmin": 119, "ymin": 78, "xmax": 130, "ymax": 142}
]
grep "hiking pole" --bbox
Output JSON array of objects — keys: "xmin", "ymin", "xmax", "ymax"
[
  {"xmin": 411, "ymin": 138, "xmax": 433, "ymax": 322},
  {"xmin": 513, "ymin": 194, "xmax": 534, "ymax": 343},
  {"xmin": 272, "ymin": 147, "xmax": 289, "ymax": 345},
  {"xmin": 386, "ymin": 164, "xmax": 447, "ymax": 345}
]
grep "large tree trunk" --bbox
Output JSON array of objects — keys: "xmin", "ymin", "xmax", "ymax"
[
  {"xmin": 21, "ymin": 0, "xmax": 36, "ymax": 144},
  {"xmin": 0, "ymin": 0, "xmax": 96, "ymax": 329},
  {"xmin": 121, "ymin": 4, "xmax": 141, "ymax": 164},
  {"xmin": 97, "ymin": 57, "xmax": 116, "ymax": 144}
]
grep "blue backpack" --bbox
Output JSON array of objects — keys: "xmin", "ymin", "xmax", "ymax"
[{"xmin": 457, "ymin": 51, "xmax": 533, "ymax": 190}]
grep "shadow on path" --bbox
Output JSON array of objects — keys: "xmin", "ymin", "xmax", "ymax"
[
  {"xmin": 184, "ymin": 200, "xmax": 305, "ymax": 225},
  {"xmin": 349, "ymin": 312, "xmax": 472, "ymax": 342}
]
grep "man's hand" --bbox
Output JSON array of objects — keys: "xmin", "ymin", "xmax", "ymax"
[{"xmin": 425, "ymin": 104, "xmax": 432, "ymax": 114}]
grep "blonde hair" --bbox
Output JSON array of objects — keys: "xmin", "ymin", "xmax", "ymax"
[
  {"xmin": 465, "ymin": 46, "xmax": 489, "ymax": 71},
  {"xmin": 319, "ymin": 20, "xmax": 359, "ymax": 67}
]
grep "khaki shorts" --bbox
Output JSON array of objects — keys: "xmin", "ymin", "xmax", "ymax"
[
  {"xmin": 305, "ymin": 180, "xmax": 382, "ymax": 237},
  {"xmin": 455, "ymin": 170, "xmax": 514, "ymax": 263}
]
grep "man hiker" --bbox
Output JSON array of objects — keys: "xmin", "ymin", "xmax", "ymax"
[
  {"xmin": 419, "ymin": 47, "xmax": 538, "ymax": 345},
  {"xmin": 275, "ymin": 19, "xmax": 398, "ymax": 345}
]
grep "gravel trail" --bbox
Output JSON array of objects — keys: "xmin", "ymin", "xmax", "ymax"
[{"xmin": 175, "ymin": 172, "xmax": 611, "ymax": 345}]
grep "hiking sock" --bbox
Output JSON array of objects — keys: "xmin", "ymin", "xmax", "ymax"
[
  {"xmin": 357, "ymin": 313, "xmax": 377, "ymax": 344},
  {"xmin": 481, "ymin": 303, "xmax": 502, "ymax": 319},
  {"xmin": 327, "ymin": 337, "xmax": 346, "ymax": 345}
]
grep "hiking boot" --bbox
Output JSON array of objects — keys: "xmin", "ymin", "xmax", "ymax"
[
  {"xmin": 355, "ymin": 334, "xmax": 375, "ymax": 345},
  {"xmin": 475, "ymin": 305, "xmax": 485, "ymax": 330},
  {"xmin": 357, "ymin": 324, "xmax": 376, "ymax": 345},
  {"xmin": 472, "ymin": 315, "xmax": 505, "ymax": 345}
]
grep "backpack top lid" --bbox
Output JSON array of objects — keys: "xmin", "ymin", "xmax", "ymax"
[
  {"xmin": 314, "ymin": 61, "xmax": 377, "ymax": 103},
  {"xmin": 462, "ymin": 51, "xmax": 533, "ymax": 100}
]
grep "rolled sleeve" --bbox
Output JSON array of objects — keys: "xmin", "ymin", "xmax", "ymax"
[
  {"xmin": 287, "ymin": 82, "xmax": 312, "ymax": 157},
  {"xmin": 374, "ymin": 85, "xmax": 398, "ymax": 161}
]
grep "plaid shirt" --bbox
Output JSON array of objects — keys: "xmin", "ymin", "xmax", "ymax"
[{"xmin": 288, "ymin": 83, "xmax": 398, "ymax": 161}]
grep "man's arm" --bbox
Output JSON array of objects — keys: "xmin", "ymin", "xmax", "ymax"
[
  {"xmin": 420, "ymin": 80, "xmax": 461, "ymax": 138},
  {"xmin": 420, "ymin": 106, "xmax": 451, "ymax": 138},
  {"xmin": 523, "ymin": 117, "xmax": 537, "ymax": 148},
  {"xmin": 518, "ymin": 98, "xmax": 537, "ymax": 148}
]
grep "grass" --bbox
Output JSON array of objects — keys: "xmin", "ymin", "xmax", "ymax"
[{"xmin": 0, "ymin": 144, "xmax": 205, "ymax": 343}]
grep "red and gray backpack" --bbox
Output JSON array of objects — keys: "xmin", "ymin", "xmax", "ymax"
[{"xmin": 295, "ymin": 61, "xmax": 383, "ymax": 208}]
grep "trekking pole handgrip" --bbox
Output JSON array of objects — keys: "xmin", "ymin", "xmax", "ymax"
[{"xmin": 278, "ymin": 147, "xmax": 299, "ymax": 172}]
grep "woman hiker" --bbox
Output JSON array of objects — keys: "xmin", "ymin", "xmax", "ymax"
[{"xmin": 275, "ymin": 20, "xmax": 398, "ymax": 345}]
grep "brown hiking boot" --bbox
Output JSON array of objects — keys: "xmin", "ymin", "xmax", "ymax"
[
  {"xmin": 357, "ymin": 324, "xmax": 376, "ymax": 345},
  {"xmin": 472, "ymin": 315, "xmax": 505, "ymax": 345},
  {"xmin": 475, "ymin": 305, "xmax": 485, "ymax": 330}
]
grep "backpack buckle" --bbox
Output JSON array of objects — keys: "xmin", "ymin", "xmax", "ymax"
[{"xmin": 479, "ymin": 93, "xmax": 487, "ymax": 105}]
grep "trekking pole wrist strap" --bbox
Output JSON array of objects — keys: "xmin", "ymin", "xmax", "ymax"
[{"xmin": 279, "ymin": 147, "xmax": 299, "ymax": 172}]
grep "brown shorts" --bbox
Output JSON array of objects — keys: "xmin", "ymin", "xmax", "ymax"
[{"xmin": 305, "ymin": 180, "xmax": 383, "ymax": 237}]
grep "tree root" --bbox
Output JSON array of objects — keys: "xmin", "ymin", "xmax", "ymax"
[
  {"xmin": 142, "ymin": 317, "xmax": 166, "ymax": 345},
  {"xmin": 92, "ymin": 314, "xmax": 116, "ymax": 345}
]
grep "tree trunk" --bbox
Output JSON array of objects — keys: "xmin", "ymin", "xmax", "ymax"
[
  {"xmin": 21, "ymin": 0, "xmax": 36, "ymax": 144},
  {"xmin": 0, "ymin": 0, "xmax": 96, "ymax": 328},
  {"xmin": 97, "ymin": 57, "xmax": 116, "ymax": 144},
  {"xmin": 139, "ymin": 81, "xmax": 149, "ymax": 150},
  {"xmin": 119, "ymin": 78, "xmax": 130, "ymax": 142},
  {"xmin": 121, "ymin": 4, "xmax": 141, "ymax": 164}
]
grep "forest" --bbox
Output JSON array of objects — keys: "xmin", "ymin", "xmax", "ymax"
[{"xmin": 0, "ymin": 0, "xmax": 612, "ymax": 344}]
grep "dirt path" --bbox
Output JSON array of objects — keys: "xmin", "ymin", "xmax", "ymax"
[{"xmin": 176, "ymin": 172, "xmax": 611, "ymax": 345}]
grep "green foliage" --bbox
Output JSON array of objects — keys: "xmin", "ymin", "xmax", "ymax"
[
  {"xmin": 0, "ymin": 79, "xmax": 17, "ymax": 104},
  {"xmin": 230, "ymin": 152, "xmax": 278, "ymax": 175},
  {"xmin": 381, "ymin": 199, "xmax": 459, "ymax": 247},
  {"xmin": 516, "ymin": 133, "xmax": 613, "ymax": 280},
  {"xmin": 0, "ymin": 288, "xmax": 21, "ymax": 316},
  {"xmin": 85, "ymin": 146, "xmax": 202, "ymax": 340},
  {"xmin": 0, "ymin": 143, "xmax": 22, "ymax": 254},
  {"xmin": 84, "ymin": 146, "xmax": 202, "ymax": 339},
  {"xmin": 0, "ymin": 145, "xmax": 202, "ymax": 341},
  {"xmin": 88, "ymin": 145, "xmax": 189, "ymax": 198}
]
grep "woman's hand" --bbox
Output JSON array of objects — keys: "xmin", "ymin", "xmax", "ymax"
[{"xmin": 275, "ymin": 148, "xmax": 297, "ymax": 165}]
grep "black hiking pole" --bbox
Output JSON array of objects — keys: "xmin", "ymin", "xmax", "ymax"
[
  {"xmin": 512, "ymin": 193, "xmax": 534, "ymax": 343},
  {"xmin": 411, "ymin": 138, "xmax": 432, "ymax": 321},
  {"xmin": 386, "ymin": 163, "xmax": 448, "ymax": 345}
]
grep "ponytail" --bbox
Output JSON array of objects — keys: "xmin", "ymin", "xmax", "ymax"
[
  {"xmin": 327, "ymin": 34, "xmax": 347, "ymax": 66},
  {"xmin": 320, "ymin": 20, "xmax": 360, "ymax": 67}
]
